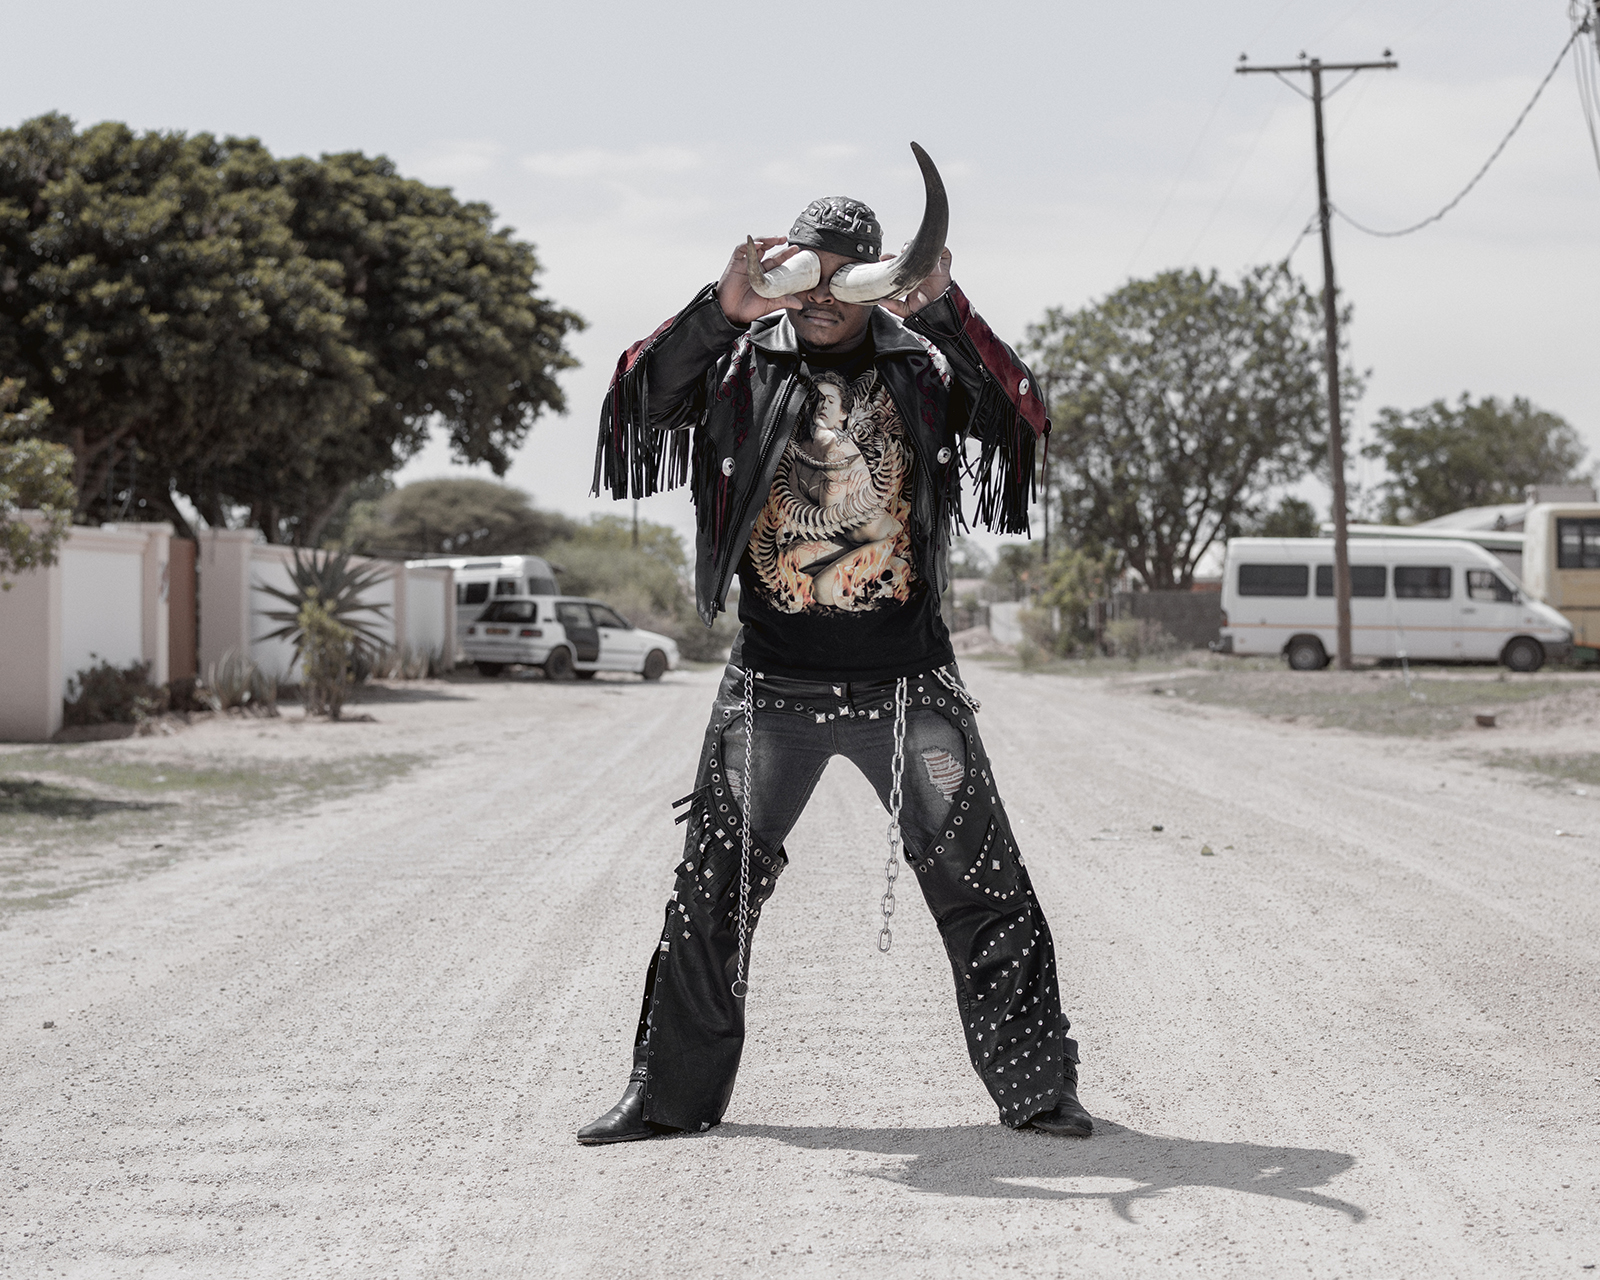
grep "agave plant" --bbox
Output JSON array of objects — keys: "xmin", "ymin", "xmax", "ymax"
[{"xmin": 256, "ymin": 548, "xmax": 391, "ymax": 662}]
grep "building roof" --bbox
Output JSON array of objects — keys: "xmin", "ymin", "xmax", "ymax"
[{"xmin": 1414, "ymin": 502, "xmax": 1528, "ymax": 533}]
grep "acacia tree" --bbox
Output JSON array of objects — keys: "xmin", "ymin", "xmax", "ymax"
[
  {"xmin": 1025, "ymin": 266, "xmax": 1339, "ymax": 588},
  {"xmin": 1362, "ymin": 394, "xmax": 1589, "ymax": 524},
  {"xmin": 0, "ymin": 115, "xmax": 582, "ymax": 543},
  {"xmin": 339, "ymin": 478, "xmax": 577, "ymax": 556}
]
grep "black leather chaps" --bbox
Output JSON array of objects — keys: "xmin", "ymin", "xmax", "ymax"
[{"xmin": 630, "ymin": 653, "xmax": 1077, "ymax": 1132}]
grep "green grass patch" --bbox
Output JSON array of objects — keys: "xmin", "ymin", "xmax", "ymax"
[
  {"xmin": 980, "ymin": 651, "xmax": 1281, "ymax": 678},
  {"xmin": 0, "ymin": 751, "xmax": 420, "ymax": 914},
  {"xmin": 1172, "ymin": 672, "xmax": 1569, "ymax": 737},
  {"xmin": 1486, "ymin": 751, "xmax": 1600, "ymax": 790}
]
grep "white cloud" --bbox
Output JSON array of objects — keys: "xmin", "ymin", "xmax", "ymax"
[
  {"xmin": 402, "ymin": 139, "xmax": 506, "ymax": 183},
  {"xmin": 520, "ymin": 146, "xmax": 703, "ymax": 180}
]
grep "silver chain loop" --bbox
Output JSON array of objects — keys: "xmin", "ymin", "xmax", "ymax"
[
  {"xmin": 879, "ymin": 676, "xmax": 909, "ymax": 953},
  {"xmin": 732, "ymin": 666, "xmax": 754, "ymax": 998},
  {"xmin": 934, "ymin": 664, "xmax": 980, "ymax": 713}
]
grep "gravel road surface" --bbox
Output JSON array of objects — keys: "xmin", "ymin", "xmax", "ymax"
[{"xmin": 3, "ymin": 663, "xmax": 1598, "ymax": 1277}]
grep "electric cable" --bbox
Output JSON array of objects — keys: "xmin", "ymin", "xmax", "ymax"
[
  {"xmin": 1334, "ymin": 24, "xmax": 1587, "ymax": 237},
  {"xmin": 1123, "ymin": 78, "xmax": 1236, "ymax": 277},
  {"xmin": 1572, "ymin": 0, "xmax": 1600, "ymax": 183},
  {"xmin": 1282, "ymin": 212, "xmax": 1320, "ymax": 265}
]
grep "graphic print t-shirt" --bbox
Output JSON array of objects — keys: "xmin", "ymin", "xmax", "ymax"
[{"xmin": 736, "ymin": 335, "xmax": 955, "ymax": 682}]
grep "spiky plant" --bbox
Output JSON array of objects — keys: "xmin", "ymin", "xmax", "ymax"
[{"xmin": 256, "ymin": 548, "xmax": 391, "ymax": 664}]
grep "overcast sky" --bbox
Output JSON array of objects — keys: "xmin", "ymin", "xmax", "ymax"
[{"xmin": 5, "ymin": 0, "xmax": 1597, "ymax": 552}]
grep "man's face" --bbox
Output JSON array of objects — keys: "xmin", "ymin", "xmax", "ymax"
[{"xmin": 790, "ymin": 249, "xmax": 873, "ymax": 350}]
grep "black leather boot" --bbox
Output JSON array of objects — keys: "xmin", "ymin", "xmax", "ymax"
[
  {"xmin": 576, "ymin": 1044, "xmax": 675, "ymax": 1146},
  {"xmin": 1025, "ymin": 1054, "xmax": 1094, "ymax": 1138},
  {"xmin": 575, "ymin": 1080, "xmax": 660, "ymax": 1145}
]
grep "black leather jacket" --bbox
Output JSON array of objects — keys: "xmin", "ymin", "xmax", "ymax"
[{"xmin": 593, "ymin": 282, "xmax": 1049, "ymax": 626}]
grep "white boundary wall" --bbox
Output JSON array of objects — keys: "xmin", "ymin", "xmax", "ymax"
[
  {"xmin": 0, "ymin": 519, "xmax": 171, "ymax": 742},
  {"xmin": 195, "ymin": 531, "xmax": 452, "ymax": 680},
  {"xmin": 1, "ymin": 523, "xmax": 450, "ymax": 740}
]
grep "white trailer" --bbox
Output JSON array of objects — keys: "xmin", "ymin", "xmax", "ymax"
[
  {"xmin": 1519, "ymin": 502, "xmax": 1600, "ymax": 650},
  {"xmin": 403, "ymin": 554, "xmax": 560, "ymax": 655},
  {"xmin": 1219, "ymin": 537, "xmax": 1572, "ymax": 671}
]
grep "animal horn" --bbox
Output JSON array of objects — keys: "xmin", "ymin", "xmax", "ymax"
[
  {"xmin": 745, "ymin": 238, "xmax": 821, "ymax": 299},
  {"xmin": 828, "ymin": 143, "xmax": 949, "ymax": 304}
]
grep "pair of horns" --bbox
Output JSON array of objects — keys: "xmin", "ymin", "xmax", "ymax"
[{"xmin": 744, "ymin": 143, "xmax": 949, "ymax": 304}]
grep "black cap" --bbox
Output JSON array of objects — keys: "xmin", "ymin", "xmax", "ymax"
[{"xmin": 787, "ymin": 197, "xmax": 881, "ymax": 262}]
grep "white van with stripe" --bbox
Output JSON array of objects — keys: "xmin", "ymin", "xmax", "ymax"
[{"xmin": 1219, "ymin": 537, "xmax": 1573, "ymax": 671}]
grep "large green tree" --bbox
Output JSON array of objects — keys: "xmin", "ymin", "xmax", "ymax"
[
  {"xmin": 0, "ymin": 378, "xmax": 75, "ymax": 586},
  {"xmin": 0, "ymin": 114, "xmax": 582, "ymax": 542},
  {"xmin": 1361, "ymin": 394, "xmax": 1589, "ymax": 524},
  {"xmin": 1025, "ymin": 266, "xmax": 1340, "ymax": 588},
  {"xmin": 0, "ymin": 116, "xmax": 368, "ymax": 531}
]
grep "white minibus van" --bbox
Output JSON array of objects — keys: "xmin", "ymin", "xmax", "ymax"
[
  {"xmin": 1219, "ymin": 537, "xmax": 1573, "ymax": 671},
  {"xmin": 403, "ymin": 554, "xmax": 560, "ymax": 654}
]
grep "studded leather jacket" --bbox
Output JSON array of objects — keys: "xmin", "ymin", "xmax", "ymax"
[{"xmin": 592, "ymin": 283, "xmax": 1049, "ymax": 626}]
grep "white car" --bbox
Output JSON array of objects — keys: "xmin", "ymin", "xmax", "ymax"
[{"xmin": 463, "ymin": 595, "xmax": 680, "ymax": 681}]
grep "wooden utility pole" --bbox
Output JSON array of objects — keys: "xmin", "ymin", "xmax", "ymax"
[{"xmin": 1238, "ymin": 53, "xmax": 1395, "ymax": 670}]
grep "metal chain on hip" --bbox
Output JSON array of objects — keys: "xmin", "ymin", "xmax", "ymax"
[
  {"xmin": 934, "ymin": 664, "xmax": 980, "ymax": 713},
  {"xmin": 879, "ymin": 676, "xmax": 909, "ymax": 953},
  {"xmin": 732, "ymin": 665, "xmax": 754, "ymax": 999}
]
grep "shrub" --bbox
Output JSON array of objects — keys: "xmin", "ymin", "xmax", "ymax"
[
  {"xmin": 203, "ymin": 648, "xmax": 279, "ymax": 713},
  {"xmin": 257, "ymin": 548, "xmax": 390, "ymax": 663},
  {"xmin": 1017, "ymin": 607, "xmax": 1057, "ymax": 669},
  {"xmin": 298, "ymin": 594, "xmax": 354, "ymax": 719},
  {"xmin": 367, "ymin": 643, "xmax": 446, "ymax": 680},
  {"xmin": 63, "ymin": 657, "xmax": 170, "ymax": 725},
  {"xmin": 1105, "ymin": 617, "xmax": 1180, "ymax": 664}
]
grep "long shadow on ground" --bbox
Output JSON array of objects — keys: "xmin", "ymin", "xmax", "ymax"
[
  {"xmin": 0, "ymin": 779, "xmax": 172, "ymax": 819},
  {"xmin": 720, "ymin": 1120, "xmax": 1364, "ymax": 1222}
]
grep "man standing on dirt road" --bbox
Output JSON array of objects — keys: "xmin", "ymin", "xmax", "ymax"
[{"xmin": 579, "ymin": 144, "xmax": 1092, "ymax": 1144}]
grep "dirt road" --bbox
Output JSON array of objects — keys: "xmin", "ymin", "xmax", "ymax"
[{"xmin": 3, "ymin": 663, "xmax": 1598, "ymax": 1277}]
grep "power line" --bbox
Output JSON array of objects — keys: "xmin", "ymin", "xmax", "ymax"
[
  {"xmin": 1123, "ymin": 78, "xmax": 1236, "ymax": 277},
  {"xmin": 1282, "ymin": 211, "xmax": 1319, "ymax": 264},
  {"xmin": 1334, "ymin": 24, "xmax": 1587, "ymax": 237},
  {"xmin": 1573, "ymin": 0, "xmax": 1600, "ymax": 185},
  {"xmin": 1245, "ymin": 66, "xmax": 1380, "ymax": 264}
]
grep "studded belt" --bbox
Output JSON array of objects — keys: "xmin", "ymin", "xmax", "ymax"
[
  {"xmin": 747, "ymin": 672, "xmax": 900, "ymax": 724},
  {"xmin": 745, "ymin": 665, "xmax": 980, "ymax": 725}
]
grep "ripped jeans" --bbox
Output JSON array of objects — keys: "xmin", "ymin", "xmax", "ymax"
[{"xmin": 628, "ymin": 638, "xmax": 1076, "ymax": 1132}]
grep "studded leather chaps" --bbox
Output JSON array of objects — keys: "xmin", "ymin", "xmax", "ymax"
[{"xmin": 631, "ymin": 645, "xmax": 1078, "ymax": 1133}]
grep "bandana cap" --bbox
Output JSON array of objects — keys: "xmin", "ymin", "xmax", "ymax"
[{"xmin": 787, "ymin": 197, "xmax": 881, "ymax": 263}]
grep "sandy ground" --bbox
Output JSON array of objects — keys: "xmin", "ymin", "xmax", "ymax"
[{"xmin": 2, "ymin": 663, "xmax": 1599, "ymax": 1278}]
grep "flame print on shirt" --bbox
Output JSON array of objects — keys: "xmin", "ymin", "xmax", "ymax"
[{"xmin": 747, "ymin": 369, "xmax": 914, "ymax": 614}]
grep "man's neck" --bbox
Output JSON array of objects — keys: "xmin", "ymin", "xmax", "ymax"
[{"xmin": 798, "ymin": 328, "xmax": 872, "ymax": 361}]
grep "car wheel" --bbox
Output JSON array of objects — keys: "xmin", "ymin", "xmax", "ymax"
[
  {"xmin": 642, "ymin": 650, "xmax": 668, "ymax": 682},
  {"xmin": 544, "ymin": 647, "xmax": 575, "ymax": 681},
  {"xmin": 475, "ymin": 661, "xmax": 504, "ymax": 678},
  {"xmin": 1286, "ymin": 636, "xmax": 1328, "ymax": 671},
  {"xmin": 575, "ymin": 669, "xmax": 597, "ymax": 681},
  {"xmin": 1501, "ymin": 636, "xmax": 1544, "ymax": 673}
]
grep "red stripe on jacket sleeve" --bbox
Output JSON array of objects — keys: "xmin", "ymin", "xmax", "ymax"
[{"xmin": 946, "ymin": 284, "xmax": 1048, "ymax": 438}]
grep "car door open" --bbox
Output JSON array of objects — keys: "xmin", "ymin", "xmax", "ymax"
[
  {"xmin": 587, "ymin": 603, "xmax": 640, "ymax": 670},
  {"xmin": 555, "ymin": 602, "xmax": 600, "ymax": 663}
]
